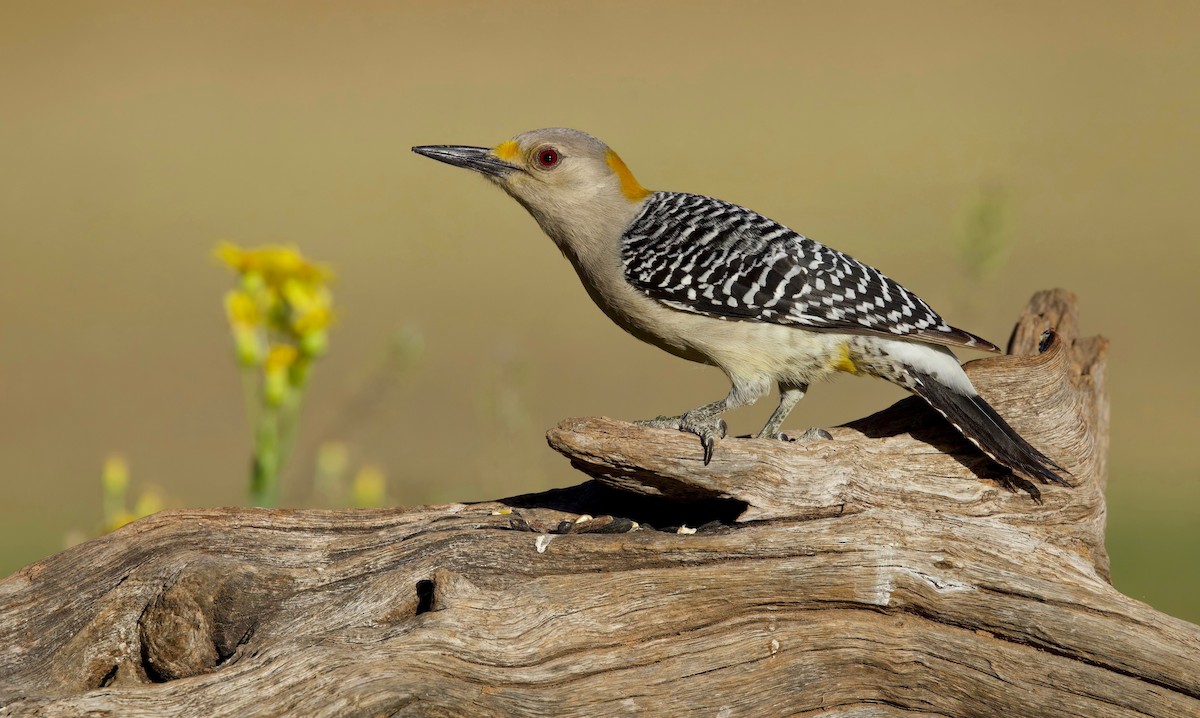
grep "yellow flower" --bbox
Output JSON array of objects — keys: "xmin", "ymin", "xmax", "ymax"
[
  {"xmin": 217, "ymin": 243, "xmax": 334, "ymax": 355},
  {"xmin": 133, "ymin": 487, "xmax": 164, "ymax": 519},
  {"xmin": 105, "ymin": 510, "xmax": 137, "ymax": 533},
  {"xmin": 224, "ymin": 290, "xmax": 266, "ymax": 365},
  {"xmin": 215, "ymin": 242, "xmax": 333, "ymax": 287},
  {"xmin": 232, "ymin": 327, "xmax": 264, "ymax": 366},
  {"xmin": 102, "ymin": 455, "xmax": 129, "ymax": 498},
  {"xmin": 224, "ymin": 289, "xmax": 261, "ymax": 329},
  {"xmin": 351, "ymin": 465, "xmax": 387, "ymax": 508},
  {"xmin": 316, "ymin": 442, "xmax": 349, "ymax": 479},
  {"xmin": 281, "ymin": 278, "xmax": 334, "ymax": 336},
  {"xmin": 265, "ymin": 344, "xmax": 298, "ymax": 371},
  {"xmin": 264, "ymin": 344, "xmax": 299, "ymax": 406},
  {"xmin": 300, "ymin": 329, "xmax": 328, "ymax": 357},
  {"xmin": 102, "ymin": 454, "xmax": 131, "ymax": 532}
]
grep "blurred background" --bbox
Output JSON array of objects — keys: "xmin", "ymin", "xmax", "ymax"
[{"xmin": 1, "ymin": 2, "xmax": 1197, "ymax": 620}]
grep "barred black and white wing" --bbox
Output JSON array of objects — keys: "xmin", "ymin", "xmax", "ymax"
[{"xmin": 621, "ymin": 192, "xmax": 1000, "ymax": 352}]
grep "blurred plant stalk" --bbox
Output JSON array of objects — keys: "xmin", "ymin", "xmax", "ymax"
[
  {"xmin": 311, "ymin": 442, "xmax": 390, "ymax": 508},
  {"xmin": 101, "ymin": 455, "xmax": 162, "ymax": 533},
  {"xmin": 217, "ymin": 243, "xmax": 333, "ymax": 507},
  {"xmin": 953, "ymin": 184, "xmax": 1011, "ymax": 322},
  {"xmin": 958, "ymin": 185, "xmax": 1009, "ymax": 284}
]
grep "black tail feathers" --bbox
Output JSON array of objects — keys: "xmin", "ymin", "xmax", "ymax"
[{"xmin": 908, "ymin": 370, "xmax": 1070, "ymax": 488}]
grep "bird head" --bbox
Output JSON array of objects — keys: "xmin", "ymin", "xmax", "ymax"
[{"xmin": 413, "ymin": 128, "xmax": 652, "ymax": 250}]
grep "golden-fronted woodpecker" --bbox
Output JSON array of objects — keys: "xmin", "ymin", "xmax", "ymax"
[{"xmin": 413, "ymin": 128, "xmax": 1066, "ymax": 486}]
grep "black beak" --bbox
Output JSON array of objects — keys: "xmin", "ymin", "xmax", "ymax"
[{"xmin": 411, "ymin": 145, "xmax": 520, "ymax": 178}]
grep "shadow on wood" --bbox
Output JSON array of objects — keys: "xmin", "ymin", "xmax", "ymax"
[{"xmin": 0, "ymin": 290, "xmax": 1196, "ymax": 718}]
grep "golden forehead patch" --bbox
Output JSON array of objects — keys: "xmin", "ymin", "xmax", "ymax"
[{"xmin": 493, "ymin": 140, "xmax": 520, "ymax": 162}]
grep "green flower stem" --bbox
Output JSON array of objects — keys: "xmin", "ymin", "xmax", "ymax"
[
  {"xmin": 240, "ymin": 368, "xmax": 260, "ymax": 429},
  {"xmin": 274, "ymin": 360, "xmax": 310, "ymax": 480},
  {"xmin": 250, "ymin": 401, "xmax": 282, "ymax": 507},
  {"xmin": 248, "ymin": 371, "xmax": 309, "ymax": 508}
]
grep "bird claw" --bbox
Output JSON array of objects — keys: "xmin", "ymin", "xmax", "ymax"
[
  {"xmin": 795, "ymin": 427, "xmax": 833, "ymax": 441},
  {"xmin": 701, "ymin": 433, "xmax": 716, "ymax": 464},
  {"xmin": 753, "ymin": 427, "xmax": 830, "ymax": 442},
  {"xmin": 680, "ymin": 414, "xmax": 727, "ymax": 465},
  {"xmin": 635, "ymin": 412, "xmax": 727, "ymax": 464},
  {"xmin": 755, "ymin": 431, "xmax": 795, "ymax": 442}
]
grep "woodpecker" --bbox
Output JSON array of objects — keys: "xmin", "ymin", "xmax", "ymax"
[{"xmin": 413, "ymin": 128, "xmax": 1067, "ymax": 487}]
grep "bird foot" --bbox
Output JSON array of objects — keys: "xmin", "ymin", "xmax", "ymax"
[
  {"xmin": 634, "ymin": 415, "xmax": 685, "ymax": 430},
  {"xmin": 756, "ymin": 431, "xmax": 795, "ymax": 442},
  {"xmin": 681, "ymin": 412, "xmax": 728, "ymax": 465},
  {"xmin": 635, "ymin": 412, "xmax": 728, "ymax": 465},
  {"xmin": 753, "ymin": 427, "xmax": 833, "ymax": 442},
  {"xmin": 795, "ymin": 427, "xmax": 833, "ymax": 441}
]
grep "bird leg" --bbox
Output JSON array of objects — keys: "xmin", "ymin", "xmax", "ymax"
[
  {"xmin": 636, "ymin": 378, "xmax": 768, "ymax": 464},
  {"xmin": 754, "ymin": 383, "xmax": 809, "ymax": 440}
]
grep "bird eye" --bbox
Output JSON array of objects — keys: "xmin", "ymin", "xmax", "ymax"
[{"xmin": 536, "ymin": 147, "xmax": 560, "ymax": 168}]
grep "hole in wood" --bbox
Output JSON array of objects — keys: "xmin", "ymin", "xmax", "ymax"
[
  {"xmin": 215, "ymin": 623, "xmax": 254, "ymax": 668},
  {"xmin": 1039, "ymin": 330, "xmax": 1055, "ymax": 354},
  {"xmin": 96, "ymin": 664, "xmax": 119, "ymax": 689},
  {"xmin": 140, "ymin": 635, "xmax": 170, "ymax": 684},
  {"xmin": 415, "ymin": 579, "xmax": 435, "ymax": 615},
  {"xmin": 505, "ymin": 480, "xmax": 748, "ymax": 528}
]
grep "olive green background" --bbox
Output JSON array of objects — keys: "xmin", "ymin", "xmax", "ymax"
[{"xmin": 1, "ymin": 2, "xmax": 1197, "ymax": 620}]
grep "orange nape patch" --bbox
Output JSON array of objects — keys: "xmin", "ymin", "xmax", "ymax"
[
  {"xmin": 493, "ymin": 140, "xmax": 520, "ymax": 162},
  {"xmin": 605, "ymin": 149, "xmax": 653, "ymax": 202}
]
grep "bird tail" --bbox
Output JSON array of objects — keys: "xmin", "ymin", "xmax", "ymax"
[{"xmin": 905, "ymin": 367, "xmax": 1070, "ymax": 487}]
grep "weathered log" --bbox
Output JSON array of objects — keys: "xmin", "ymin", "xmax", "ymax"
[{"xmin": 0, "ymin": 289, "xmax": 1196, "ymax": 718}]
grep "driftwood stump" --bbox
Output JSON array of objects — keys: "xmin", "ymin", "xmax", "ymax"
[{"xmin": 1, "ymin": 289, "xmax": 1197, "ymax": 717}]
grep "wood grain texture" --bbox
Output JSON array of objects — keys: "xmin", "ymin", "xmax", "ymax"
[{"xmin": 0, "ymin": 289, "xmax": 1196, "ymax": 718}]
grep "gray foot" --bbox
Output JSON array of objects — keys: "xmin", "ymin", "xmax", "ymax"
[
  {"xmin": 795, "ymin": 427, "xmax": 833, "ymax": 441},
  {"xmin": 680, "ymin": 412, "xmax": 728, "ymax": 465},
  {"xmin": 756, "ymin": 431, "xmax": 796, "ymax": 442},
  {"xmin": 636, "ymin": 413, "xmax": 728, "ymax": 464},
  {"xmin": 635, "ymin": 415, "xmax": 684, "ymax": 430},
  {"xmin": 754, "ymin": 427, "xmax": 832, "ymax": 442}
]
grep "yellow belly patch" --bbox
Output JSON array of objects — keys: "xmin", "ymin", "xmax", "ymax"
[{"xmin": 830, "ymin": 343, "xmax": 860, "ymax": 374}]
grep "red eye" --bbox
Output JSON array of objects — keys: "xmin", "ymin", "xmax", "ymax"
[{"xmin": 536, "ymin": 147, "xmax": 559, "ymax": 168}]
